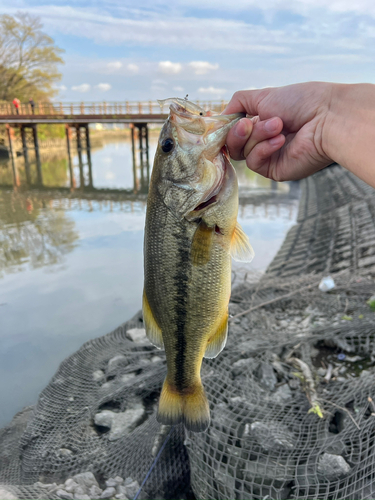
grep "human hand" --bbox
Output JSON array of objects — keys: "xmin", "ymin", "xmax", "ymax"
[{"xmin": 224, "ymin": 82, "xmax": 335, "ymax": 181}]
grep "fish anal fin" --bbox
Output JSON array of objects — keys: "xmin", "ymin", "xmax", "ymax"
[
  {"xmin": 204, "ymin": 313, "xmax": 228, "ymax": 359},
  {"xmin": 230, "ymin": 222, "xmax": 255, "ymax": 262},
  {"xmin": 191, "ymin": 219, "xmax": 214, "ymax": 266},
  {"xmin": 142, "ymin": 290, "xmax": 164, "ymax": 349},
  {"xmin": 157, "ymin": 378, "xmax": 210, "ymax": 433}
]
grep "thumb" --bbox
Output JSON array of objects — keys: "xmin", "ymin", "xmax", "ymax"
[{"xmin": 223, "ymin": 89, "xmax": 266, "ymax": 116}]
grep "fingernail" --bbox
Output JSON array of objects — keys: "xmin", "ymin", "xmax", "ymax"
[
  {"xmin": 269, "ymin": 135, "xmax": 283, "ymax": 146},
  {"xmin": 264, "ymin": 117, "xmax": 279, "ymax": 133},
  {"xmin": 234, "ymin": 118, "xmax": 250, "ymax": 138}
]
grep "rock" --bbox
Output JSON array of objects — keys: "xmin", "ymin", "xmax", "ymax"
[
  {"xmin": 316, "ymin": 367, "xmax": 327, "ymax": 377},
  {"xmin": 94, "ymin": 405, "xmax": 145, "ymax": 440},
  {"xmin": 73, "ymin": 486, "xmax": 88, "ymax": 498},
  {"xmin": 256, "ymin": 362, "xmax": 277, "ymax": 391},
  {"xmin": 64, "ymin": 479, "xmax": 78, "ymax": 493},
  {"xmin": 100, "ymin": 382, "xmax": 113, "ymax": 392},
  {"xmin": 57, "ymin": 490, "xmax": 74, "ymax": 500},
  {"xmin": 34, "ymin": 482, "xmax": 58, "ymax": 491},
  {"xmin": 121, "ymin": 373, "xmax": 136, "ymax": 384},
  {"xmin": 126, "ymin": 328, "xmax": 147, "ymax": 343},
  {"xmin": 123, "ymin": 480, "xmax": 140, "ymax": 499},
  {"xmin": 114, "ymin": 476, "xmax": 124, "ymax": 485},
  {"xmin": 151, "ymin": 356, "xmax": 163, "ymax": 363},
  {"xmin": 100, "ymin": 487, "xmax": 116, "ymax": 499},
  {"xmin": 59, "ymin": 448, "xmax": 73, "ymax": 456},
  {"xmin": 107, "ymin": 355, "xmax": 127, "ymax": 374},
  {"xmin": 0, "ymin": 487, "xmax": 18, "ymax": 500},
  {"xmin": 116, "ymin": 486, "xmax": 130, "ymax": 499},
  {"xmin": 74, "ymin": 493, "xmax": 91, "ymax": 500},
  {"xmin": 231, "ymin": 358, "xmax": 254, "ymax": 377},
  {"xmin": 295, "ymin": 463, "xmax": 319, "ymax": 487},
  {"xmin": 88, "ymin": 485, "xmax": 103, "ymax": 499},
  {"xmin": 105, "ymin": 478, "xmax": 119, "ymax": 488},
  {"xmin": 72, "ymin": 472, "xmax": 99, "ymax": 489},
  {"xmin": 317, "ymin": 453, "xmax": 351, "ymax": 480},
  {"xmin": 288, "ymin": 378, "xmax": 300, "ymax": 389},
  {"xmin": 214, "ymin": 464, "xmax": 236, "ymax": 499},
  {"xmin": 93, "ymin": 370, "xmax": 105, "ymax": 382},
  {"xmin": 300, "ymin": 315, "xmax": 311, "ymax": 328},
  {"xmin": 273, "ymin": 384, "xmax": 293, "ymax": 404},
  {"xmin": 250, "ymin": 421, "xmax": 295, "ymax": 451},
  {"xmin": 244, "ymin": 457, "xmax": 294, "ymax": 485}
]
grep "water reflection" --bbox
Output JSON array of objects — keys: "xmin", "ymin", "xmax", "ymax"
[
  {"xmin": 0, "ymin": 136, "xmax": 299, "ymax": 427},
  {"xmin": 0, "ymin": 192, "xmax": 78, "ymax": 277},
  {"xmin": 0, "ymin": 130, "xmax": 158, "ymax": 192}
]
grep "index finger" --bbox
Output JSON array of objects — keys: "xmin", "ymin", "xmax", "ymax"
[{"xmin": 223, "ymin": 89, "xmax": 265, "ymax": 116}]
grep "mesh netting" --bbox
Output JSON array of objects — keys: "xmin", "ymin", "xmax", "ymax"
[{"xmin": 1, "ymin": 164, "xmax": 375, "ymax": 500}]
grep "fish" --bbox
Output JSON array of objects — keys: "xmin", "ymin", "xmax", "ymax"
[{"xmin": 143, "ymin": 97, "xmax": 254, "ymax": 432}]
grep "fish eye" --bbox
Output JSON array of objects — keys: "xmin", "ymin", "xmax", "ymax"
[
  {"xmin": 161, "ymin": 138, "xmax": 174, "ymax": 153},
  {"xmin": 199, "ymin": 112, "xmax": 203, "ymax": 116}
]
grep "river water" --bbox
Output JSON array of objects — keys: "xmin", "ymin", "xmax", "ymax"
[{"xmin": 0, "ymin": 133, "xmax": 299, "ymax": 427}]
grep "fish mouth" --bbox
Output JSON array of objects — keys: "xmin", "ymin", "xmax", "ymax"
[{"xmin": 159, "ymin": 97, "xmax": 244, "ymax": 155}]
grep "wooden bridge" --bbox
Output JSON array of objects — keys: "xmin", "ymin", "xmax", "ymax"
[
  {"xmin": 0, "ymin": 100, "xmax": 227, "ymax": 189},
  {"xmin": 0, "ymin": 100, "xmax": 226, "ymax": 124}
]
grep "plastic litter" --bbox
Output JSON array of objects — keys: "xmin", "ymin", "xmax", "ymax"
[{"xmin": 318, "ymin": 276, "xmax": 335, "ymax": 292}]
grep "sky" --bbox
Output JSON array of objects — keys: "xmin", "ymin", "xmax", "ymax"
[{"xmin": 1, "ymin": 0, "xmax": 375, "ymax": 101}]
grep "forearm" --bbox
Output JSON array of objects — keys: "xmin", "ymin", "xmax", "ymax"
[{"xmin": 323, "ymin": 83, "xmax": 375, "ymax": 188}]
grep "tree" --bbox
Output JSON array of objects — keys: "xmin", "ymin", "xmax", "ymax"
[{"xmin": 0, "ymin": 12, "xmax": 64, "ymax": 102}]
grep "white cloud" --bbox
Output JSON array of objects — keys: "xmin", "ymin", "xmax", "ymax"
[
  {"xmin": 173, "ymin": 86, "xmax": 184, "ymax": 92},
  {"xmin": 58, "ymin": 85, "xmax": 67, "ymax": 91},
  {"xmin": 198, "ymin": 86, "xmax": 227, "ymax": 96},
  {"xmin": 71, "ymin": 83, "xmax": 91, "ymax": 92},
  {"xmin": 188, "ymin": 61, "xmax": 219, "ymax": 75},
  {"xmin": 127, "ymin": 63, "xmax": 139, "ymax": 73},
  {"xmin": 96, "ymin": 83, "xmax": 111, "ymax": 91},
  {"xmin": 152, "ymin": 79, "xmax": 167, "ymax": 85},
  {"xmin": 158, "ymin": 61, "xmax": 183, "ymax": 74},
  {"xmin": 107, "ymin": 61, "xmax": 122, "ymax": 70}
]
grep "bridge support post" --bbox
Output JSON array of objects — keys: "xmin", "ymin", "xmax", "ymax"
[
  {"xmin": 135, "ymin": 123, "xmax": 149, "ymax": 192},
  {"xmin": 145, "ymin": 124, "xmax": 150, "ymax": 185},
  {"xmin": 32, "ymin": 124, "xmax": 43, "ymax": 186},
  {"xmin": 65, "ymin": 125, "xmax": 75, "ymax": 189},
  {"xmin": 138, "ymin": 125, "xmax": 145, "ymax": 189},
  {"xmin": 85, "ymin": 124, "xmax": 93, "ymax": 188},
  {"xmin": 130, "ymin": 124, "xmax": 138, "ymax": 192},
  {"xmin": 21, "ymin": 125, "xmax": 31, "ymax": 184},
  {"xmin": 6, "ymin": 124, "xmax": 19, "ymax": 187},
  {"xmin": 76, "ymin": 125, "xmax": 85, "ymax": 188}
]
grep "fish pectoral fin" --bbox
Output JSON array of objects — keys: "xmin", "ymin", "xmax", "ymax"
[
  {"xmin": 191, "ymin": 219, "xmax": 214, "ymax": 266},
  {"xmin": 204, "ymin": 313, "xmax": 228, "ymax": 359},
  {"xmin": 230, "ymin": 222, "xmax": 255, "ymax": 262},
  {"xmin": 142, "ymin": 290, "xmax": 164, "ymax": 349}
]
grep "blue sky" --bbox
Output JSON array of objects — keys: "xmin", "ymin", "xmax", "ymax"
[{"xmin": 1, "ymin": 0, "xmax": 375, "ymax": 101}]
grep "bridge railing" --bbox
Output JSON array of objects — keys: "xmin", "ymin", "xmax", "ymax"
[{"xmin": 0, "ymin": 100, "xmax": 227, "ymax": 116}]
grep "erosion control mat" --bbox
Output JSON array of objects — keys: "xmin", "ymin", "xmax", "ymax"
[{"xmin": 1, "ymin": 165, "xmax": 375, "ymax": 500}]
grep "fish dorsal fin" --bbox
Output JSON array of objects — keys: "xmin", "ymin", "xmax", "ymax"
[
  {"xmin": 204, "ymin": 313, "xmax": 228, "ymax": 359},
  {"xmin": 191, "ymin": 219, "xmax": 214, "ymax": 266},
  {"xmin": 142, "ymin": 290, "xmax": 164, "ymax": 349},
  {"xmin": 230, "ymin": 222, "xmax": 255, "ymax": 262}
]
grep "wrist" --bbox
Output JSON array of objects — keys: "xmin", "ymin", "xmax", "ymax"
[{"xmin": 322, "ymin": 83, "xmax": 375, "ymax": 171}]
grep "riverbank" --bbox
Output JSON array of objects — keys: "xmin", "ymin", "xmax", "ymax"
[{"xmin": 0, "ymin": 165, "xmax": 374, "ymax": 500}]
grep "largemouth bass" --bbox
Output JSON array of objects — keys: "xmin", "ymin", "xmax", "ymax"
[{"xmin": 143, "ymin": 98, "xmax": 254, "ymax": 432}]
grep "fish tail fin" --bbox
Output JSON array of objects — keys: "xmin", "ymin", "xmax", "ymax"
[{"xmin": 157, "ymin": 378, "xmax": 210, "ymax": 432}]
